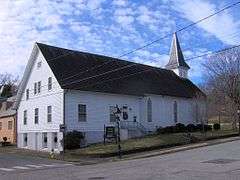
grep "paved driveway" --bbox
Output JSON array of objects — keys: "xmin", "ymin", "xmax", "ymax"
[{"xmin": 1, "ymin": 140, "xmax": 240, "ymax": 180}]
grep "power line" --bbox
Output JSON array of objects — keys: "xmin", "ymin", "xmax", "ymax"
[
  {"xmin": 117, "ymin": 1, "xmax": 240, "ymax": 58},
  {"xmin": 60, "ymin": 43, "xmax": 240, "ymax": 89},
  {"xmin": 145, "ymin": 32, "xmax": 240, "ymax": 64},
  {"xmin": 71, "ymin": 69, "xmax": 152, "ymax": 90},
  {"xmin": 185, "ymin": 44, "xmax": 240, "ymax": 62},
  {"xmin": 61, "ymin": 63, "xmax": 137, "ymax": 87}
]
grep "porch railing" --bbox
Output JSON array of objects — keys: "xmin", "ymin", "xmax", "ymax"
[{"xmin": 119, "ymin": 121, "xmax": 147, "ymax": 135}]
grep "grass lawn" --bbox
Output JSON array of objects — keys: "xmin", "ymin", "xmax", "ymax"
[{"xmin": 67, "ymin": 129, "xmax": 239, "ymax": 157}]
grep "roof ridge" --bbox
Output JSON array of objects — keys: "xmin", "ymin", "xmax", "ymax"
[{"xmin": 36, "ymin": 42, "xmax": 172, "ymax": 72}]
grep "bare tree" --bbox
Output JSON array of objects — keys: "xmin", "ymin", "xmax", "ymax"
[
  {"xmin": 203, "ymin": 47, "xmax": 240, "ymax": 132},
  {"xmin": 0, "ymin": 73, "xmax": 19, "ymax": 97}
]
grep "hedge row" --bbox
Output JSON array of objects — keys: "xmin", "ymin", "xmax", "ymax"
[{"xmin": 156, "ymin": 123, "xmax": 214, "ymax": 134}]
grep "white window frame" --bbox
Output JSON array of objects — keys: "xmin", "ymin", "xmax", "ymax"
[
  {"xmin": 26, "ymin": 89, "xmax": 29, "ymax": 100},
  {"xmin": 147, "ymin": 98, "xmax": 152, "ymax": 122},
  {"xmin": 42, "ymin": 132, "xmax": 48, "ymax": 148},
  {"xmin": 47, "ymin": 106, "xmax": 52, "ymax": 123},
  {"xmin": 48, "ymin": 77, "xmax": 52, "ymax": 91},
  {"xmin": 37, "ymin": 81, "xmax": 41, "ymax": 93},
  {"xmin": 37, "ymin": 61, "xmax": 42, "ymax": 69},
  {"xmin": 34, "ymin": 83, "xmax": 37, "ymax": 95},
  {"xmin": 23, "ymin": 110, "xmax": 27, "ymax": 125},
  {"xmin": 78, "ymin": 104, "xmax": 87, "ymax": 122},
  {"xmin": 34, "ymin": 108, "xmax": 39, "ymax": 124},
  {"xmin": 8, "ymin": 121, "xmax": 13, "ymax": 130}
]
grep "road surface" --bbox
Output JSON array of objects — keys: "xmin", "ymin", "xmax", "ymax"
[{"xmin": 1, "ymin": 140, "xmax": 240, "ymax": 180}]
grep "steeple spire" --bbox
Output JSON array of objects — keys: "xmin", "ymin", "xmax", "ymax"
[{"xmin": 165, "ymin": 32, "xmax": 190, "ymax": 78}]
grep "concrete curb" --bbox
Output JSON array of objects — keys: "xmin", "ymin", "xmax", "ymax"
[{"xmin": 123, "ymin": 136, "xmax": 240, "ymax": 160}]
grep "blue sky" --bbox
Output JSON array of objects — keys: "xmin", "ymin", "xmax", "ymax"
[{"xmin": 0, "ymin": 0, "xmax": 239, "ymax": 85}]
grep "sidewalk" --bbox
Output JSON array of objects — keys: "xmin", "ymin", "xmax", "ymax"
[{"xmin": 123, "ymin": 136, "xmax": 240, "ymax": 160}]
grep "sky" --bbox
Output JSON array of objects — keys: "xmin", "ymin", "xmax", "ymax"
[{"xmin": 0, "ymin": 0, "xmax": 239, "ymax": 85}]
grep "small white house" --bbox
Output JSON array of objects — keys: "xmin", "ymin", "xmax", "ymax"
[{"xmin": 14, "ymin": 33, "xmax": 206, "ymax": 152}]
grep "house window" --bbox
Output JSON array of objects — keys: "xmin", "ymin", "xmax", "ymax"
[
  {"xmin": 42, "ymin": 132, "xmax": 47, "ymax": 148},
  {"xmin": 37, "ymin": 61, "xmax": 42, "ymax": 68},
  {"xmin": 23, "ymin": 133, "xmax": 28, "ymax": 147},
  {"xmin": 26, "ymin": 89, "xmax": 29, "ymax": 100},
  {"xmin": 174, "ymin": 101, "xmax": 178, "ymax": 123},
  {"xmin": 8, "ymin": 121, "xmax": 13, "ymax": 130},
  {"xmin": 23, "ymin": 110, "xmax": 27, "ymax": 125},
  {"xmin": 109, "ymin": 106, "xmax": 116, "ymax": 122},
  {"xmin": 147, "ymin": 98, "xmax": 152, "ymax": 122},
  {"xmin": 48, "ymin": 77, "xmax": 52, "ymax": 90},
  {"xmin": 34, "ymin": 108, "xmax": 39, "ymax": 124},
  {"xmin": 0, "ymin": 122, "xmax": 2, "ymax": 130},
  {"xmin": 47, "ymin": 106, "xmax": 52, "ymax": 122},
  {"xmin": 78, "ymin": 104, "xmax": 86, "ymax": 122},
  {"xmin": 37, "ymin": 81, "xmax": 41, "ymax": 93},
  {"xmin": 34, "ymin": 83, "xmax": 37, "ymax": 95}
]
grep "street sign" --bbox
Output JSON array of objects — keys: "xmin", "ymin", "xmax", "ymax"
[
  {"xmin": 59, "ymin": 124, "xmax": 66, "ymax": 132},
  {"xmin": 105, "ymin": 126, "xmax": 116, "ymax": 138}
]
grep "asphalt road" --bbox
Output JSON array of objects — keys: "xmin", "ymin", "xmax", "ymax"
[{"xmin": 1, "ymin": 140, "xmax": 240, "ymax": 180}]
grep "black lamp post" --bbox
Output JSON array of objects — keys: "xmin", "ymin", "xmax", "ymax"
[{"xmin": 114, "ymin": 105, "xmax": 122, "ymax": 158}]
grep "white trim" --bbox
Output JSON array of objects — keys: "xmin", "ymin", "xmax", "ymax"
[{"xmin": 13, "ymin": 43, "xmax": 39, "ymax": 109}]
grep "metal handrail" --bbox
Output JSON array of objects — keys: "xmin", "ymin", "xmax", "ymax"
[{"xmin": 119, "ymin": 121, "xmax": 147, "ymax": 134}]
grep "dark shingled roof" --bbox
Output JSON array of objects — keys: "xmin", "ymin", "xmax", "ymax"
[
  {"xmin": 166, "ymin": 33, "xmax": 190, "ymax": 69},
  {"xmin": 36, "ymin": 43, "xmax": 204, "ymax": 98}
]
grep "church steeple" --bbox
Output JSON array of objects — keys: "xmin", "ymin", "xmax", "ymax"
[{"xmin": 165, "ymin": 32, "xmax": 190, "ymax": 78}]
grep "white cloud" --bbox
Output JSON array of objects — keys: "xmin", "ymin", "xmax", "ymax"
[
  {"xmin": 172, "ymin": 0, "xmax": 240, "ymax": 45},
  {"xmin": 0, "ymin": 0, "xmax": 107, "ymax": 75},
  {"xmin": 112, "ymin": 0, "xmax": 128, "ymax": 7},
  {"xmin": 133, "ymin": 50, "xmax": 169, "ymax": 68}
]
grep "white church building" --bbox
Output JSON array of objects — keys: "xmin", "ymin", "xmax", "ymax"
[{"xmin": 14, "ymin": 33, "xmax": 206, "ymax": 152}]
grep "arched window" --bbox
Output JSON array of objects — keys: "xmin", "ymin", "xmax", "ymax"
[
  {"xmin": 147, "ymin": 98, "xmax": 152, "ymax": 122},
  {"xmin": 173, "ymin": 101, "xmax": 178, "ymax": 123}
]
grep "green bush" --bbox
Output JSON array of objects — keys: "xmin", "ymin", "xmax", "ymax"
[
  {"xmin": 196, "ymin": 124, "xmax": 203, "ymax": 131},
  {"xmin": 157, "ymin": 123, "xmax": 213, "ymax": 135},
  {"xmin": 204, "ymin": 124, "xmax": 213, "ymax": 131},
  {"xmin": 213, "ymin": 123, "xmax": 221, "ymax": 131},
  {"xmin": 175, "ymin": 123, "xmax": 186, "ymax": 132},
  {"xmin": 64, "ymin": 131, "xmax": 84, "ymax": 150},
  {"xmin": 157, "ymin": 126, "xmax": 175, "ymax": 134},
  {"xmin": 186, "ymin": 124, "xmax": 196, "ymax": 132}
]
